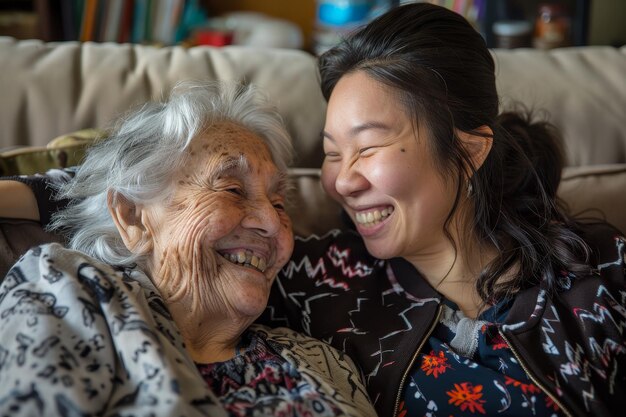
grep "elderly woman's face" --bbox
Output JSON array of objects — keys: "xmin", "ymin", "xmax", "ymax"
[{"xmin": 144, "ymin": 122, "xmax": 293, "ymax": 320}]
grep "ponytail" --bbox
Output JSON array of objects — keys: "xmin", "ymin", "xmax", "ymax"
[{"xmin": 472, "ymin": 112, "xmax": 592, "ymax": 301}]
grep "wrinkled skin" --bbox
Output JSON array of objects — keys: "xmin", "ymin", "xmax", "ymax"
[{"xmin": 140, "ymin": 122, "xmax": 293, "ymax": 359}]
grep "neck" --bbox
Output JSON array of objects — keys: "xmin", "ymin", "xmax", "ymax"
[
  {"xmin": 166, "ymin": 300, "xmax": 252, "ymax": 364},
  {"xmin": 406, "ymin": 235, "xmax": 495, "ymax": 319}
]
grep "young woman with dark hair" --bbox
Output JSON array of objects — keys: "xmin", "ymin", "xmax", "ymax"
[{"xmin": 266, "ymin": 3, "xmax": 625, "ymax": 417}]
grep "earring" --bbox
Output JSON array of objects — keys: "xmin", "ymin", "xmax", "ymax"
[{"xmin": 467, "ymin": 181, "xmax": 473, "ymax": 197}]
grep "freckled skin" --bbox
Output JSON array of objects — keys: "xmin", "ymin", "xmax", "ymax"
[{"xmin": 140, "ymin": 122, "xmax": 293, "ymax": 350}]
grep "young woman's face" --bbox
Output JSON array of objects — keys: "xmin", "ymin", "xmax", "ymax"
[
  {"xmin": 145, "ymin": 122, "xmax": 293, "ymax": 321},
  {"xmin": 321, "ymin": 71, "xmax": 458, "ymax": 262}
]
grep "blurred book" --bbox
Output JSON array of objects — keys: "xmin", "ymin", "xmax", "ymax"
[{"xmin": 32, "ymin": 0, "xmax": 207, "ymax": 45}]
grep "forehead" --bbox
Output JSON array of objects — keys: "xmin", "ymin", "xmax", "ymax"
[
  {"xmin": 189, "ymin": 122, "xmax": 271, "ymax": 156},
  {"xmin": 182, "ymin": 121, "xmax": 277, "ymax": 173},
  {"xmin": 327, "ymin": 72, "xmax": 409, "ymax": 127}
]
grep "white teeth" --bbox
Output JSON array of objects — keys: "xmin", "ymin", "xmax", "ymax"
[
  {"xmin": 355, "ymin": 206, "xmax": 394, "ymax": 226},
  {"xmin": 221, "ymin": 250, "xmax": 267, "ymax": 273},
  {"xmin": 237, "ymin": 252, "xmax": 246, "ymax": 264}
]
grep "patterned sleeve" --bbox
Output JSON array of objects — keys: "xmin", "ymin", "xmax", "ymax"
[
  {"xmin": 0, "ymin": 243, "xmax": 226, "ymax": 417},
  {"xmin": 5, "ymin": 167, "xmax": 77, "ymax": 226}
]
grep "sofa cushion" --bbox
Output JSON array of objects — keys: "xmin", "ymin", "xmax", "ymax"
[
  {"xmin": 494, "ymin": 46, "xmax": 626, "ymax": 166},
  {"xmin": 558, "ymin": 164, "xmax": 626, "ymax": 233},
  {"xmin": 0, "ymin": 37, "xmax": 327, "ymax": 167}
]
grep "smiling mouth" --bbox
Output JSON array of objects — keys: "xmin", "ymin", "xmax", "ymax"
[
  {"xmin": 355, "ymin": 206, "xmax": 394, "ymax": 227},
  {"xmin": 218, "ymin": 250, "xmax": 268, "ymax": 273}
]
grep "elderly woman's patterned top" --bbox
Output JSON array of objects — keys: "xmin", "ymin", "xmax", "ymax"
[{"xmin": 0, "ymin": 243, "xmax": 375, "ymax": 417}]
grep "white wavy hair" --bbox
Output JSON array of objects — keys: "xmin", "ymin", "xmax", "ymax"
[{"xmin": 50, "ymin": 81, "xmax": 293, "ymax": 267}]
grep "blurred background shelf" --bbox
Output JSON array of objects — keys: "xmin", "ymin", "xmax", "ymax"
[{"xmin": 0, "ymin": 0, "xmax": 624, "ymax": 51}]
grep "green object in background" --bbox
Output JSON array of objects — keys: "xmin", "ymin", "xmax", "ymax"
[{"xmin": 0, "ymin": 128, "xmax": 104, "ymax": 176}]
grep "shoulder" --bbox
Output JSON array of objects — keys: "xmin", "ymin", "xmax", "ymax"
[
  {"xmin": 1, "ymin": 243, "xmax": 164, "ymax": 323},
  {"xmin": 280, "ymin": 229, "xmax": 385, "ymax": 292},
  {"xmin": 293, "ymin": 229, "xmax": 369, "ymax": 254},
  {"xmin": 290, "ymin": 229, "xmax": 378, "ymax": 270},
  {"xmin": 250, "ymin": 324, "xmax": 377, "ymax": 417},
  {"xmin": 577, "ymin": 221, "xmax": 624, "ymax": 265},
  {"xmin": 574, "ymin": 222, "xmax": 625, "ymax": 289},
  {"xmin": 3, "ymin": 243, "xmax": 131, "ymax": 300},
  {"xmin": 251, "ymin": 324, "xmax": 361, "ymax": 378}
]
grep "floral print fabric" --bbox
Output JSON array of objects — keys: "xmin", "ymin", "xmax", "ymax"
[
  {"xmin": 197, "ymin": 325, "xmax": 376, "ymax": 417},
  {"xmin": 402, "ymin": 300, "xmax": 565, "ymax": 416}
]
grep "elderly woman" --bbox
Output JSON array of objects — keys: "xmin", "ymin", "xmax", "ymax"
[{"xmin": 0, "ymin": 82, "xmax": 375, "ymax": 417}]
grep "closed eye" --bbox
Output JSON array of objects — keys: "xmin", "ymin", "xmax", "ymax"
[
  {"xmin": 226, "ymin": 187, "xmax": 244, "ymax": 196},
  {"xmin": 324, "ymin": 152, "xmax": 340, "ymax": 161},
  {"xmin": 272, "ymin": 199, "xmax": 286, "ymax": 211}
]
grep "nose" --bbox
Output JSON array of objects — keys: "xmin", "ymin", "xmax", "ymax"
[
  {"xmin": 242, "ymin": 197, "xmax": 281, "ymax": 237},
  {"xmin": 333, "ymin": 158, "xmax": 370, "ymax": 198}
]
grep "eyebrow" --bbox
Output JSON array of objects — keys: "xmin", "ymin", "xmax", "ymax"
[
  {"xmin": 210, "ymin": 154, "xmax": 250, "ymax": 182},
  {"xmin": 323, "ymin": 121, "xmax": 392, "ymax": 141}
]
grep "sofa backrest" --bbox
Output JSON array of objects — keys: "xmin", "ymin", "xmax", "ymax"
[
  {"xmin": 493, "ymin": 47, "xmax": 626, "ymax": 167},
  {"xmin": 0, "ymin": 37, "xmax": 327, "ymax": 167},
  {"xmin": 1, "ymin": 37, "xmax": 626, "ymax": 168}
]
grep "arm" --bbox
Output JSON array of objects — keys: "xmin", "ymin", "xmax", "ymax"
[
  {"xmin": 0, "ymin": 167, "xmax": 76, "ymax": 225},
  {"xmin": 0, "ymin": 180, "xmax": 39, "ymax": 220}
]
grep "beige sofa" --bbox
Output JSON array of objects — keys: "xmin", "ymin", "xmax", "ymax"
[{"xmin": 1, "ymin": 37, "xmax": 625, "ymax": 278}]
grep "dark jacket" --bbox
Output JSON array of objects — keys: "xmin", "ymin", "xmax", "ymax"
[{"xmin": 261, "ymin": 223, "xmax": 626, "ymax": 417}]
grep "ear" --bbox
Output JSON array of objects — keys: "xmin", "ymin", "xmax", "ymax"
[
  {"xmin": 457, "ymin": 125, "xmax": 493, "ymax": 176},
  {"xmin": 107, "ymin": 191, "xmax": 153, "ymax": 255}
]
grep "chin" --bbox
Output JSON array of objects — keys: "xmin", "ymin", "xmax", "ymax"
[
  {"xmin": 235, "ymin": 287, "xmax": 271, "ymax": 318},
  {"xmin": 363, "ymin": 239, "xmax": 397, "ymax": 260},
  {"xmin": 237, "ymin": 302, "xmax": 268, "ymax": 320}
]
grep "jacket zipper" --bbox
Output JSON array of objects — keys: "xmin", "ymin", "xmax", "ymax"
[
  {"xmin": 392, "ymin": 304, "xmax": 443, "ymax": 417},
  {"xmin": 498, "ymin": 330, "xmax": 573, "ymax": 417}
]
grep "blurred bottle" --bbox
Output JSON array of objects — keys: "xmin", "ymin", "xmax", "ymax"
[
  {"xmin": 317, "ymin": 0, "xmax": 374, "ymax": 26},
  {"xmin": 313, "ymin": 0, "xmax": 392, "ymax": 55},
  {"xmin": 493, "ymin": 20, "xmax": 533, "ymax": 49},
  {"xmin": 533, "ymin": 3, "xmax": 571, "ymax": 49}
]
